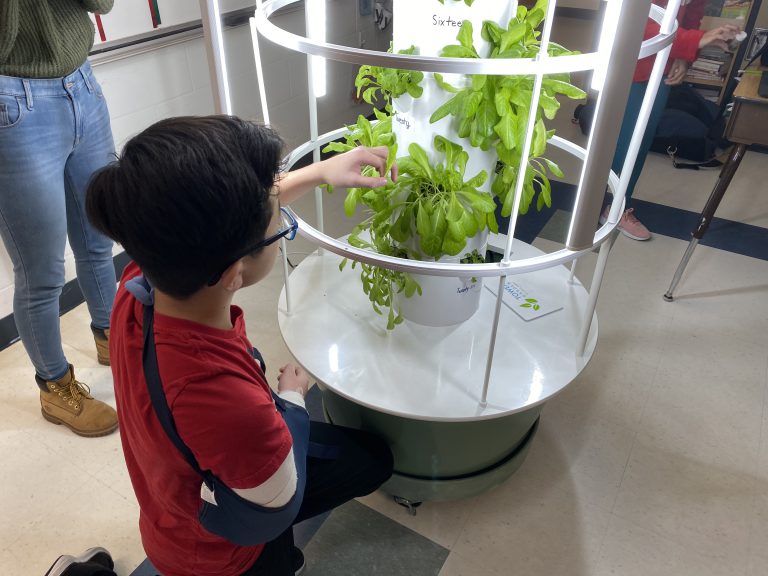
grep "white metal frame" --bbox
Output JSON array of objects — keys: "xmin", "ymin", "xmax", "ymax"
[{"xmin": 201, "ymin": 0, "xmax": 681, "ymax": 405}]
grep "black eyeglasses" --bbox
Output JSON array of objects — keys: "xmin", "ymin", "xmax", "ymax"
[{"xmin": 208, "ymin": 207, "xmax": 298, "ymax": 286}]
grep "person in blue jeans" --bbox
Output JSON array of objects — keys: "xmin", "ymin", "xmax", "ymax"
[{"xmin": 0, "ymin": 0, "xmax": 118, "ymax": 436}]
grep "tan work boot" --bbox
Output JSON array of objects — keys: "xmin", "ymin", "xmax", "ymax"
[
  {"xmin": 37, "ymin": 365, "xmax": 118, "ymax": 437},
  {"xmin": 91, "ymin": 325, "xmax": 110, "ymax": 366}
]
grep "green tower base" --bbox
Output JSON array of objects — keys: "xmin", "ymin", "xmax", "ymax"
[{"xmin": 322, "ymin": 388, "xmax": 542, "ymax": 503}]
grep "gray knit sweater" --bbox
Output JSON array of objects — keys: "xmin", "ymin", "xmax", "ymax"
[{"xmin": 0, "ymin": 0, "xmax": 114, "ymax": 78}]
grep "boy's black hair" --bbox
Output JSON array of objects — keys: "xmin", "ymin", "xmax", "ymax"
[{"xmin": 86, "ymin": 116, "xmax": 284, "ymax": 298}]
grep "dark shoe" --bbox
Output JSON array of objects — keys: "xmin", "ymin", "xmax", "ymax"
[
  {"xmin": 38, "ymin": 365, "xmax": 118, "ymax": 437},
  {"xmin": 44, "ymin": 547, "xmax": 115, "ymax": 576},
  {"xmin": 293, "ymin": 546, "xmax": 305, "ymax": 576},
  {"xmin": 91, "ymin": 324, "xmax": 110, "ymax": 366}
]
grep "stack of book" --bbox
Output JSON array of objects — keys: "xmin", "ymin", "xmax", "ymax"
[{"xmin": 687, "ymin": 46, "xmax": 733, "ymax": 81}]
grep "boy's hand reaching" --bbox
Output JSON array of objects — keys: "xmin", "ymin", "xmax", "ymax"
[
  {"xmin": 277, "ymin": 363, "xmax": 309, "ymax": 397},
  {"xmin": 275, "ymin": 146, "xmax": 398, "ymax": 204},
  {"xmin": 320, "ymin": 146, "xmax": 398, "ymax": 189}
]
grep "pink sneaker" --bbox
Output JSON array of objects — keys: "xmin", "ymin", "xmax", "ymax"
[{"xmin": 618, "ymin": 208, "xmax": 651, "ymax": 241}]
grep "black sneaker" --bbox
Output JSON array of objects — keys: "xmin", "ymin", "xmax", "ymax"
[
  {"xmin": 292, "ymin": 546, "xmax": 305, "ymax": 576},
  {"xmin": 44, "ymin": 547, "xmax": 115, "ymax": 576}
]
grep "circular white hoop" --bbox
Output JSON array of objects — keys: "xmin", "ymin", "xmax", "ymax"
[
  {"xmin": 282, "ymin": 129, "xmax": 620, "ymax": 278},
  {"xmin": 254, "ymin": 1, "xmax": 675, "ymax": 75}
]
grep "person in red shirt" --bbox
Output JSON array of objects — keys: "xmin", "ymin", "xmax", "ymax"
[
  {"xmin": 85, "ymin": 116, "xmax": 395, "ymax": 576},
  {"xmin": 603, "ymin": 0, "xmax": 739, "ymax": 240}
]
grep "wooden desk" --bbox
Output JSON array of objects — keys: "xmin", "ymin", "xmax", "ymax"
[{"xmin": 664, "ymin": 68, "xmax": 768, "ymax": 301}]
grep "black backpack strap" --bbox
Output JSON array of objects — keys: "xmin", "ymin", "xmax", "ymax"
[
  {"xmin": 666, "ymin": 146, "xmax": 723, "ymax": 171},
  {"xmin": 142, "ymin": 304, "xmax": 214, "ymax": 486}
]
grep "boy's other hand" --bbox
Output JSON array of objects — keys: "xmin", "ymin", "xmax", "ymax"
[
  {"xmin": 322, "ymin": 146, "xmax": 398, "ymax": 189},
  {"xmin": 665, "ymin": 59, "xmax": 689, "ymax": 85},
  {"xmin": 699, "ymin": 25, "xmax": 740, "ymax": 51},
  {"xmin": 277, "ymin": 363, "xmax": 309, "ymax": 397}
]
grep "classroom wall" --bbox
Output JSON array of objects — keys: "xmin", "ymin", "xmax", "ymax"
[{"xmin": 0, "ymin": 2, "xmax": 390, "ymax": 319}]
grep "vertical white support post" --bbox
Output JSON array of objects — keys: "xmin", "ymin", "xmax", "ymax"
[
  {"xmin": 575, "ymin": 0, "xmax": 680, "ymax": 353},
  {"xmin": 252, "ymin": 6, "xmax": 294, "ymax": 313},
  {"xmin": 568, "ymin": 257, "xmax": 579, "ymax": 285},
  {"xmin": 250, "ymin": 15, "xmax": 271, "ymax": 125},
  {"xmin": 566, "ymin": 0, "xmax": 653, "ymax": 251},
  {"xmin": 577, "ymin": 229, "xmax": 617, "ymax": 356},
  {"xmin": 254, "ymin": 2, "xmax": 295, "ymax": 314},
  {"xmin": 199, "ymin": 0, "xmax": 232, "ymax": 115},
  {"xmin": 480, "ymin": 0, "xmax": 558, "ymax": 407},
  {"xmin": 607, "ymin": 0, "xmax": 681, "ymax": 222},
  {"xmin": 306, "ymin": 0, "xmax": 325, "ymax": 245}
]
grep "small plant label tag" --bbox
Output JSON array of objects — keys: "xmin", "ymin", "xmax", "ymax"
[
  {"xmin": 485, "ymin": 280, "xmax": 563, "ymax": 322},
  {"xmin": 394, "ymin": 111, "xmax": 415, "ymax": 132}
]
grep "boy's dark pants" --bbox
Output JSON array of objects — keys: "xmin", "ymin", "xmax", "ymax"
[{"xmin": 240, "ymin": 420, "xmax": 394, "ymax": 575}]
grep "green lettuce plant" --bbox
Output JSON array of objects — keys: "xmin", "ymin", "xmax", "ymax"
[
  {"xmin": 430, "ymin": 1, "xmax": 586, "ymax": 216},
  {"xmin": 354, "ymin": 45, "xmax": 423, "ymax": 113},
  {"xmin": 322, "ymin": 110, "xmax": 398, "ymax": 200},
  {"xmin": 325, "ymin": 132, "xmax": 495, "ymax": 329}
]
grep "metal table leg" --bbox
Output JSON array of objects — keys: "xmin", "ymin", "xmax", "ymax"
[{"xmin": 663, "ymin": 144, "xmax": 748, "ymax": 302}]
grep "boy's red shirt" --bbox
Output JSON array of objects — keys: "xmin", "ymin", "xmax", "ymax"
[
  {"xmin": 111, "ymin": 262, "xmax": 293, "ymax": 576},
  {"xmin": 635, "ymin": 0, "xmax": 706, "ymax": 82}
]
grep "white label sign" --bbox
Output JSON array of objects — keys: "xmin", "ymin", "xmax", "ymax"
[{"xmin": 485, "ymin": 280, "xmax": 564, "ymax": 322}]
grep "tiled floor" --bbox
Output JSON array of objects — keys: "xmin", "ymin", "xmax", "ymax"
[{"xmin": 1, "ymin": 148, "xmax": 767, "ymax": 576}]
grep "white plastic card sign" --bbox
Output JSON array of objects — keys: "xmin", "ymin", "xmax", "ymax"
[{"xmin": 485, "ymin": 280, "xmax": 564, "ymax": 322}]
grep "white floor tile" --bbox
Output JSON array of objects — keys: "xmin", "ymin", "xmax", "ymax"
[
  {"xmin": 5, "ymin": 475, "xmax": 142, "ymax": 576},
  {"xmin": 612, "ymin": 433, "xmax": 754, "ymax": 569},
  {"xmin": 557, "ymin": 342, "xmax": 658, "ymax": 431},
  {"xmin": 451, "ymin": 474, "xmax": 611, "ymax": 576},
  {"xmin": 593, "ymin": 514, "xmax": 737, "ymax": 576},
  {"xmin": 521, "ymin": 399, "xmax": 637, "ymax": 512}
]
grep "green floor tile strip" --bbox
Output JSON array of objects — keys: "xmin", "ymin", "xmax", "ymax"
[
  {"xmin": 130, "ymin": 499, "xmax": 448, "ymax": 576},
  {"xmin": 537, "ymin": 208, "xmax": 572, "ymax": 244},
  {"xmin": 301, "ymin": 500, "xmax": 449, "ymax": 576}
]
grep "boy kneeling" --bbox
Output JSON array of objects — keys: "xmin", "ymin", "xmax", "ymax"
[{"xmin": 87, "ymin": 116, "xmax": 394, "ymax": 576}]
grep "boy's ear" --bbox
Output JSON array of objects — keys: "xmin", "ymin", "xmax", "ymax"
[{"xmin": 219, "ymin": 260, "xmax": 244, "ymax": 292}]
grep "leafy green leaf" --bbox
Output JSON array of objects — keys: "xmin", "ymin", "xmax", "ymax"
[
  {"xmin": 408, "ymin": 143, "xmax": 433, "ymax": 180},
  {"xmin": 344, "ymin": 188, "xmax": 360, "ymax": 217},
  {"xmin": 526, "ymin": 8, "xmax": 546, "ymax": 30},
  {"xmin": 430, "ymin": 91, "xmax": 464, "ymax": 124},
  {"xmin": 471, "ymin": 75, "xmax": 487, "ymax": 92},
  {"xmin": 542, "ymin": 79, "xmax": 587, "ymax": 99},
  {"xmin": 481, "ymin": 20, "xmax": 504, "ymax": 44},
  {"xmin": 538, "ymin": 93, "xmax": 560, "ymax": 120},
  {"xmin": 457, "ymin": 20, "xmax": 475, "ymax": 51},
  {"xmin": 322, "ymin": 141, "xmax": 354, "ymax": 154},
  {"xmin": 500, "ymin": 22, "xmax": 526, "ymax": 53},
  {"xmin": 494, "ymin": 113, "xmax": 516, "ymax": 150},
  {"xmin": 433, "ymin": 73, "xmax": 460, "ymax": 94},
  {"xmin": 406, "ymin": 83, "xmax": 423, "ymax": 98},
  {"xmin": 447, "ymin": 193, "xmax": 464, "ymax": 222},
  {"xmin": 532, "ymin": 118, "xmax": 547, "ymax": 158},
  {"xmin": 543, "ymin": 158, "xmax": 564, "ymax": 178},
  {"xmin": 441, "ymin": 45, "xmax": 478, "ymax": 59}
]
